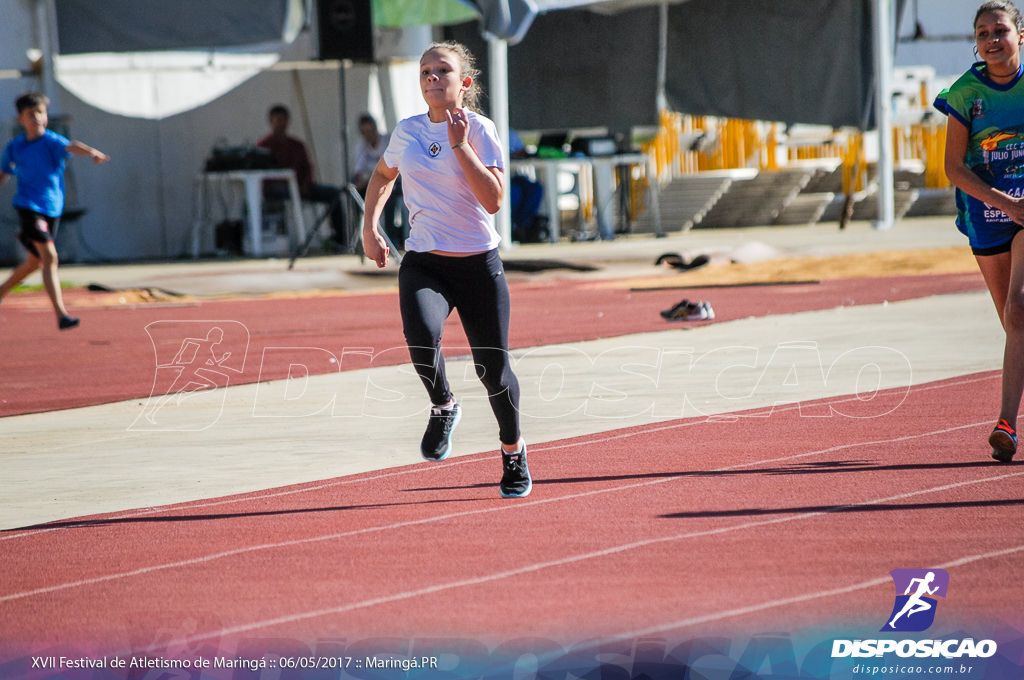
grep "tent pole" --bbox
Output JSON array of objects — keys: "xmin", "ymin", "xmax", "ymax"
[
  {"xmin": 35, "ymin": 0, "xmax": 61, "ymax": 113},
  {"xmin": 656, "ymin": 0, "xmax": 668, "ymax": 112},
  {"xmin": 339, "ymin": 60, "xmax": 351, "ymax": 187},
  {"xmin": 292, "ymin": 69, "xmax": 319, "ymax": 173},
  {"xmin": 488, "ymin": 36, "xmax": 513, "ymax": 249},
  {"xmin": 873, "ymin": 0, "xmax": 895, "ymax": 230}
]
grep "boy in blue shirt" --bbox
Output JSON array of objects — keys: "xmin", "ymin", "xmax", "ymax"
[{"xmin": 0, "ymin": 92, "xmax": 109, "ymax": 329}]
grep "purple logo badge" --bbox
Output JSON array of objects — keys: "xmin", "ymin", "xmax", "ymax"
[{"xmin": 882, "ymin": 569, "xmax": 949, "ymax": 632}]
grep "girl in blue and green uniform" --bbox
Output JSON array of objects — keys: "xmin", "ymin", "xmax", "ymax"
[{"xmin": 936, "ymin": 1, "xmax": 1024, "ymax": 462}]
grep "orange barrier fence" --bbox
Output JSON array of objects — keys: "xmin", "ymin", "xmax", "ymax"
[{"xmin": 640, "ymin": 111, "xmax": 950, "ymax": 191}]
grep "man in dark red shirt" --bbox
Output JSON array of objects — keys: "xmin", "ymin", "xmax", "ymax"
[{"xmin": 258, "ymin": 104, "xmax": 347, "ymax": 249}]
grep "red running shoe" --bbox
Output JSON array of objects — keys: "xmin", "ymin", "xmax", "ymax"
[{"xmin": 989, "ymin": 419, "xmax": 1017, "ymax": 463}]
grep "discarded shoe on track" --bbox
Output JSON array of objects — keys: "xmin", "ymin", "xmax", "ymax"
[{"xmin": 660, "ymin": 299, "xmax": 715, "ymax": 322}]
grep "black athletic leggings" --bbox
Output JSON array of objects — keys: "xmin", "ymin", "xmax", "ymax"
[{"xmin": 399, "ymin": 249, "xmax": 521, "ymax": 446}]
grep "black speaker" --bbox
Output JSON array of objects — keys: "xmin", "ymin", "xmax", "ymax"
[{"xmin": 317, "ymin": 0, "xmax": 374, "ymax": 62}]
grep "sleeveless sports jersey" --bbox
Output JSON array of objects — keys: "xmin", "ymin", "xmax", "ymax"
[
  {"xmin": 934, "ymin": 61, "xmax": 1024, "ymax": 249},
  {"xmin": 382, "ymin": 111, "xmax": 504, "ymax": 253}
]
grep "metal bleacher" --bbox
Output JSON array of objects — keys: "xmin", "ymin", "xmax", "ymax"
[
  {"xmin": 695, "ymin": 167, "xmax": 817, "ymax": 229},
  {"xmin": 630, "ymin": 173, "xmax": 735, "ymax": 234},
  {"xmin": 630, "ymin": 163, "xmax": 954, "ymax": 233},
  {"xmin": 618, "ymin": 107, "xmax": 957, "ymax": 235}
]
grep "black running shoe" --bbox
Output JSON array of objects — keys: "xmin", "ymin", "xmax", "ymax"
[
  {"xmin": 660, "ymin": 299, "xmax": 713, "ymax": 322},
  {"xmin": 421, "ymin": 403, "xmax": 461, "ymax": 461},
  {"xmin": 59, "ymin": 315, "xmax": 80, "ymax": 330},
  {"xmin": 500, "ymin": 444, "xmax": 532, "ymax": 498}
]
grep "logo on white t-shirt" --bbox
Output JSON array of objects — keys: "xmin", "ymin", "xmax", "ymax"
[{"xmin": 428, "ymin": 141, "xmax": 442, "ymax": 158}]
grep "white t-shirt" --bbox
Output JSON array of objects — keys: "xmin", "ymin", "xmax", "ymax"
[
  {"xmin": 353, "ymin": 132, "xmax": 389, "ymax": 180},
  {"xmin": 382, "ymin": 111, "xmax": 504, "ymax": 253}
]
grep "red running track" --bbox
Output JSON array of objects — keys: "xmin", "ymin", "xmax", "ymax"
[
  {"xmin": 3, "ymin": 269, "xmax": 1023, "ymax": 677},
  {"xmin": 1, "ymin": 374, "xmax": 1022, "ymax": 661}
]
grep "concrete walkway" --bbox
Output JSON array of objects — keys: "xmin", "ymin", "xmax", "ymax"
[{"xmin": 52, "ymin": 216, "xmax": 968, "ymax": 296}]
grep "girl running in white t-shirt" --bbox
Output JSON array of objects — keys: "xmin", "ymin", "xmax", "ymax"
[{"xmin": 362, "ymin": 41, "xmax": 531, "ymax": 498}]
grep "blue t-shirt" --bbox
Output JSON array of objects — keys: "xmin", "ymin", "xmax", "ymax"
[
  {"xmin": 0, "ymin": 129, "xmax": 72, "ymax": 218},
  {"xmin": 934, "ymin": 62, "xmax": 1024, "ymax": 249}
]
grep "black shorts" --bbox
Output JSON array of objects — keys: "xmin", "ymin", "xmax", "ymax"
[{"xmin": 16, "ymin": 208, "xmax": 59, "ymax": 257}]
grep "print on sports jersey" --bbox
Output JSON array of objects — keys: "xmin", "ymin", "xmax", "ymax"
[
  {"xmin": 981, "ymin": 130, "xmax": 1024, "ymax": 177},
  {"xmin": 981, "ymin": 130, "xmax": 1015, "ymax": 151},
  {"xmin": 972, "ymin": 97, "xmax": 984, "ymax": 119},
  {"xmin": 1006, "ymin": 161, "xmax": 1024, "ymax": 179},
  {"xmin": 429, "ymin": 141, "xmax": 442, "ymax": 157}
]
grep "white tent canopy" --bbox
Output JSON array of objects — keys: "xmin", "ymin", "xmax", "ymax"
[
  {"xmin": 0, "ymin": 0, "xmax": 902, "ymax": 264},
  {"xmin": 465, "ymin": 0, "xmax": 899, "ymax": 231},
  {"xmin": 49, "ymin": 0, "xmax": 902, "ymax": 230}
]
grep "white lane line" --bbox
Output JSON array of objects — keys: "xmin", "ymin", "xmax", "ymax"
[
  {"xmin": 0, "ymin": 373, "xmax": 997, "ymax": 543},
  {"xmin": 0, "ymin": 418, "xmax": 1012, "ymax": 605},
  {"xmin": 132, "ymin": 470, "xmax": 1024, "ymax": 652},
  {"xmin": 597, "ymin": 544, "xmax": 1024, "ymax": 644}
]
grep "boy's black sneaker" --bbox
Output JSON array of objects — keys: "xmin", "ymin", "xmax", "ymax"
[
  {"xmin": 500, "ymin": 444, "xmax": 532, "ymax": 498},
  {"xmin": 59, "ymin": 315, "xmax": 80, "ymax": 330},
  {"xmin": 421, "ymin": 402, "xmax": 461, "ymax": 461}
]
